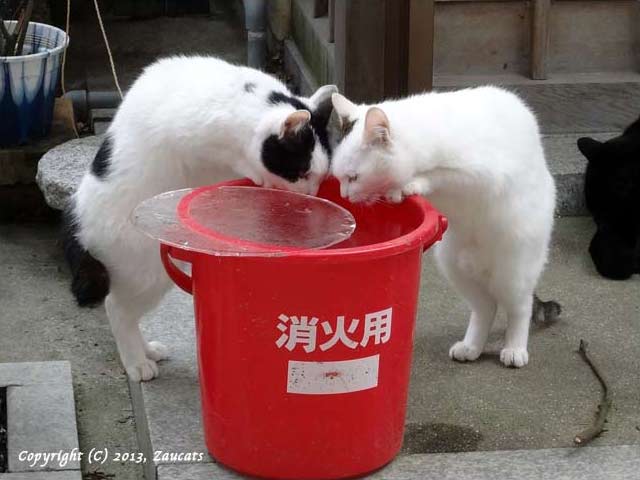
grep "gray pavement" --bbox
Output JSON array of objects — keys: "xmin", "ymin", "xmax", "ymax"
[
  {"xmin": 133, "ymin": 216, "xmax": 639, "ymax": 478},
  {"xmin": 1, "ymin": 216, "xmax": 638, "ymax": 480},
  {"xmin": 64, "ymin": 8, "xmax": 247, "ymax": 92},
  {"xmin": 0, "ymin": 224, "xmax": 142, "ymax": 480}
]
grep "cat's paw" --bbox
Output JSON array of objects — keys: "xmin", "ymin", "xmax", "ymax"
[
  {"xmin": 500, "ymin": 348, "xmax": 529, "ymax": 368},
  {"xmin": 402, "ymin": 178, "xmax": 431, "ymax": 197},
  {"xmin": 449, "ymin": 341, "xmax": 482, "ymax": 362},
  {"xmin": 385, "ymin": 189, "xmax": 403, "ymax": 203},
  {"xmin": 145, "ymin": 341, "xmax": 169, "ymax": 362},
  {"xmin": 125, "ymin": 358, "xmax": 159, "ymax": 382},
  {"xmin": 402, "ymin": 182, "xmax": 422, "ymax": 197}
]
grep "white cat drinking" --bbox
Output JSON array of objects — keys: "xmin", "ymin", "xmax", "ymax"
[
  {"xmin": 64, "ymin": 56, "xmax": 337, "ymax": 381},
  {"xmin": 331, "ymin": 86, "xmax": 556, "ymax": 367}
]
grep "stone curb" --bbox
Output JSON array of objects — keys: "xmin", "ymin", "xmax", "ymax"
[
  {"xmin": 0, "ymin": 362, "xmax": 81, "ymax": 476},
  {"xmin": 155, "ymin": 444, "xmax": 640, "ymax": 480}
]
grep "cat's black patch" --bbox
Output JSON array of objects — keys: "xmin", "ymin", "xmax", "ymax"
[
  {"xmin": 261, "ymin": 126, "xmax": 315, "ymax": 182},
  {"xmin": 268, "ymin": 91, "xmax": 309, "ymax": 111},
  {"xmin": 268, "ymin": 91, "xmax": 333, "ymax": 155},
  {"xmin": 577, "ymin": 116, "xmax": 640, "ymax": 280},
  {"xmin": 62, "ymin": 207, "xmax": 110, "ymax": 306},
  {"xmin": 91, "ymin": 136, "xmax": 113, "ymax": 179},
  {"xmin": 244, "ymin": 82, "xmax": 256, "ymax": 93},
  {"xmin": 341, "ymin": 118, "xmax": 357, "ymax": 138}
]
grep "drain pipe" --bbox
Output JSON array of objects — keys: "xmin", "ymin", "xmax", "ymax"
[
  {"xmin": 64, "ymin": 89, "xmax": 122, "ymax": 124},
  {"xmin": 243, "ymin": 0, "xmax": 267, "ymax": 69}
]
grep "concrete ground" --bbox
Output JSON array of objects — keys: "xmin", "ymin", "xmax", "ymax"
[
  {"xmin": 63, "ymin": 7, "xmax": 247, "ymax": 92},
  {"xmin": 2, "ymin": 216, "xmax": 636, "ymax": 479},
  {"xmin": 409, "ymin": 216, "xmax": 640, "ymax": 452},
  {"xmin": 136, "ymin": 215, "xmax": 639, "ymax": 474},
  {"xmin": 0, "ymin": 223, "xmax": 142, "ymax": 480}
]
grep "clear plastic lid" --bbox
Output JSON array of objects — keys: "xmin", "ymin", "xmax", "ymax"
[{"xmin": 131, "ymin": 186, "xmax": 356, "ymax": 256}]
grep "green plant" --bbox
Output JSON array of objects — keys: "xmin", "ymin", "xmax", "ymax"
[{"xmin": 0, "ymin": 0, "xmax": 34, "ymax": 56}]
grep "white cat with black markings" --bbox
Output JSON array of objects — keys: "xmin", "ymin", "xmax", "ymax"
[
  {"xmin": 331, "ymin": 87, "xmax": 557, "ymax": 367},
  {"xmin": 64, "ymin": 56, "xmax": 337, "ymax": 381}
]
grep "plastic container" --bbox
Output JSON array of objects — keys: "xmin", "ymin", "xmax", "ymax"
[
  {"xmin": 0, "ymin": 21, "xmax": 69, "ymax": 146},
  {"xmin": 149, "ymin": 178, "xmax": 447, "ymax": 479}
]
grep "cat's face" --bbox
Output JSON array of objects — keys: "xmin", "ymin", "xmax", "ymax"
[
  {"xmin": 250, "ymin": 85, "xmax": 337, "ymax": 196},
  {"xmin": 330, "ymin": 94, "xmax": 410, "ymax": 203}
]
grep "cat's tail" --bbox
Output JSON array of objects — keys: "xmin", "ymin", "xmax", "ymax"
[
  {"xmin": 532, "ymin": 294, "xmax": 562, "ymax": 327},
  {"xmin": 62, "ymin": 206, "xmax": 110, "ymax": 307}
]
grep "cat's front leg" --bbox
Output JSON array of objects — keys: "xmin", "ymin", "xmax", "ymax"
[
  {"xmin": 402, "ymin": 176, "xmax": 432, "ymax": 198},
  {"xmin": 435, "ymin": 242, "xmax": 498, "ymax": 363},
  {"xmin": 384, "ymin": 189, "xmax": 403, "ymax": 203}
]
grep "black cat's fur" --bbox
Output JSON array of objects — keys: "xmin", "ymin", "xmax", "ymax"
[{"xmin": 577, "ymin": 117, "xmax": 640, "ymax": 280}]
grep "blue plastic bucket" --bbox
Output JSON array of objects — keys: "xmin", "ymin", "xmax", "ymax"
[{"xmin": 0, "ymin": 21, "xmax": 69, "ymax": 146}]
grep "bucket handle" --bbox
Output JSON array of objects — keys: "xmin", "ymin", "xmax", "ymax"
[
  {"xmin": 423, "ymin": 215, "xmax": 449, "ymax": 252},
  {"xmin": 160, "ymin": 244, "xmax": 193, "ymax": 295}
]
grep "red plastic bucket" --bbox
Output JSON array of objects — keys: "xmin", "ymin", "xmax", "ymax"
[{"xmin": 160, "ymin": 178, "xmax": 447, "ymax": 479}]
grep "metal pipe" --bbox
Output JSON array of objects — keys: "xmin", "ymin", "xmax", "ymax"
[
  {"xmin": 64, "ymin": 90, "xmax": 122, "ymax": 123},
  {"xmin": 243, "ymin": 0, "xmax": 267, "ymax": 69}
]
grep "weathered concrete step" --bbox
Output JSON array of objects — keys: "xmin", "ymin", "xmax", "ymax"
[
  {"xmin": 0, "ymin": 362, "xmax": 82, "ymax": 479},
  {"xmin": 156, "ymin": 445, "xmax": 640, "ymax": 480},
  {"xmin": 543, "ymin": 131, "xmax": 614, "ymax": 216},
  {"xmin": 437, "ymin": 75, "xmax": 640, "ymax": 135},
  {"xmin": 290, "ymin": 0, "xmax": 335, "ymax": 88}
]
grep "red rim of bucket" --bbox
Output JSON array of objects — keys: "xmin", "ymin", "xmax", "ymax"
[
  {"xmin": 176, "ymin": 178, "xmax": 445, "ymax": 261},
  {"xmin": 176, "ymin": 185, "xmax": 355, "ymax": 254}
]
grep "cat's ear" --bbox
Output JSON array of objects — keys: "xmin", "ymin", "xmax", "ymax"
[
  {"xmin": 332, "ymin": 93, "xmax": 357, "ymax": 125},
  {"xmin": 280, "ymin": 110, "xmax": 311, "ymax": 138},
  {"xmin": 310, "ymin": 85, "xmax": 338, "ymax": 128},
  {"xmin": 623, "ymin": 116, "xmax": 640, "ymax": 136},
  {"xmin": 577, "ymin": 137, "xmax": 603, "ymax": 162},
  {"xmin": 363, "ymin": 107, "xmax": 390, "ymax": 147},
  {"xmin": 309, "ymin": 85, "xmax": 338, "ymax": 108}
]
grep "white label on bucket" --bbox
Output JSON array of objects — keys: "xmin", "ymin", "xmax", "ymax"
[{"xmin": 287, "ymin": 355, "xmax": 379, "ymax": 395}]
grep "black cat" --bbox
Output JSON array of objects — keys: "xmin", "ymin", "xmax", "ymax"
[{"xmin": 577, "ymin": 118, "xmax": 640, "ymax": 280}]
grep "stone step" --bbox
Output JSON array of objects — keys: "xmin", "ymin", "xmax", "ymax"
[
  {"xmin": 0, "ymin": 362, "xmax": 82, "ymax": 479},
  {"xmin": 436, "ymin": 73, "xmax": 640, "ymax": 135},
  {"xmin": 543, "ymin": 131, "xmax": 614, "ymax": 216},
  {"xmin": 156, "ymin": 445, "xmax": 640, "ymax": 480}
]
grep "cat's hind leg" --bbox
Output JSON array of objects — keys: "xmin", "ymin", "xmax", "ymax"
[
  {"xmin": 435, "ymin": 241, "xmax": 498, "ymax": 362},
  {"xmin": 106, "ymin": 274, "xmax": 172, "ymax": 381},
  {"xmin": 493, "ymin": 246, "xmax": 543, "ymax": 368},
  {"xmin": 498, "ymin": 293, "xmax": 533, "ymax": 368}
]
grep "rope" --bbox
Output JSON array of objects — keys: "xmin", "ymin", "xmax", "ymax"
[
  {"xmin": 60, "ymin": 0, "xmax": 70, "ymax": 95},
  {"xmin": 60, "ymin": 0, "xmax": 79, "ymax": 138},
  {"xmin": 92, "ymin": 0, "xmax": 123, "ymax": 99}
]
